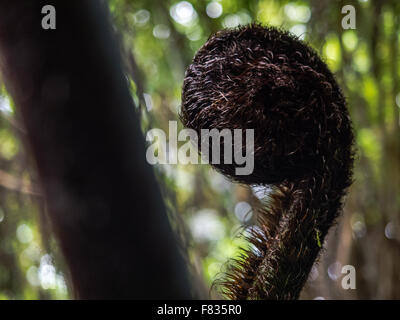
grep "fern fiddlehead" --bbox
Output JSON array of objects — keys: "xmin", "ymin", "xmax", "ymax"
[{"xmin": 180, "ymin": 24, "xmax": 355, "ymax": 300}]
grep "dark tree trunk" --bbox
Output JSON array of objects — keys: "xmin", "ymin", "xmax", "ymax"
[{"xmin": 0, "ymin": 0, "xmax": 190, "ymax": 299}]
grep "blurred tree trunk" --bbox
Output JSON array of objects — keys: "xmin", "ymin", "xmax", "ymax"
[{"xmin": 0, "ymin": 0, "xmax": 190, "ymax": 299}]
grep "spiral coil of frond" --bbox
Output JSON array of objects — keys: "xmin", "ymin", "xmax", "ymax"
[{"xmin": 181, "ymin": 24, "xmax": 354, "ymax": 300}]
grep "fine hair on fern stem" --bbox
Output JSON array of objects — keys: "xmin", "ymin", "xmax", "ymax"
[{"xmin": 180, "ymin": 24, "xmax": 355, "ymax": 300}]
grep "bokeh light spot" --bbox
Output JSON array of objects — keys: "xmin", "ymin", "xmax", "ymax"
[
  {"xmin": 153, "ymin": 24, "xmax": 171, "ymax": 39},
  {"xmin": 327, "ymin": 261, "xmax": 342, "ymax": 281},
  {"xmin": 189, "ymin": 209, "xmax": 225, "ymax": 242},
  {"xmin": 16, "ymin": 224, "xmax": 33, "ymax": 244},
  {"xmin": 290, "ymin": 24, "xmax": 307, "ymax": 40},
  {"xmin": 234, "ymin": 201, "xmax": 252, "ymax": 223},
  {"xmin": 133, "ymin": 9, "xmax": 150, "ymax": 25},
  {"xmin": 0, "ymin": 96, "xmax": 12, "ymax": 114},
  {"xmin": 170, "ymin": 1, "xmax": 197, "ymax": 26},
  {"xmin": 206, "ymin": 2, "xmax": 223, "ymax": 19},
  {"xmin": 284, "ymin": 3, "xmax": 311, "ymax": 23},
  {"xmin": 385, "ymin": 222, "xmax": 396, "ymax": 239}
]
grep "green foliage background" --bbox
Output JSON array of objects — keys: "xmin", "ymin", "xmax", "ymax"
[{"xmin": 0, "ymin": 0, "xmax": 399, "ymax": 299}]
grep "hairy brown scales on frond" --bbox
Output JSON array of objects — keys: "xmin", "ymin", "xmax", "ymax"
[{"xmin": 180, "ymin": 24, "xmax": 354, "ymax": 300}]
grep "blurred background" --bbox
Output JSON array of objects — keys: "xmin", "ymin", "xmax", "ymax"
[{"xmin": 0, "ymin": 0, "xmax": 399, "ymax": 299}]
